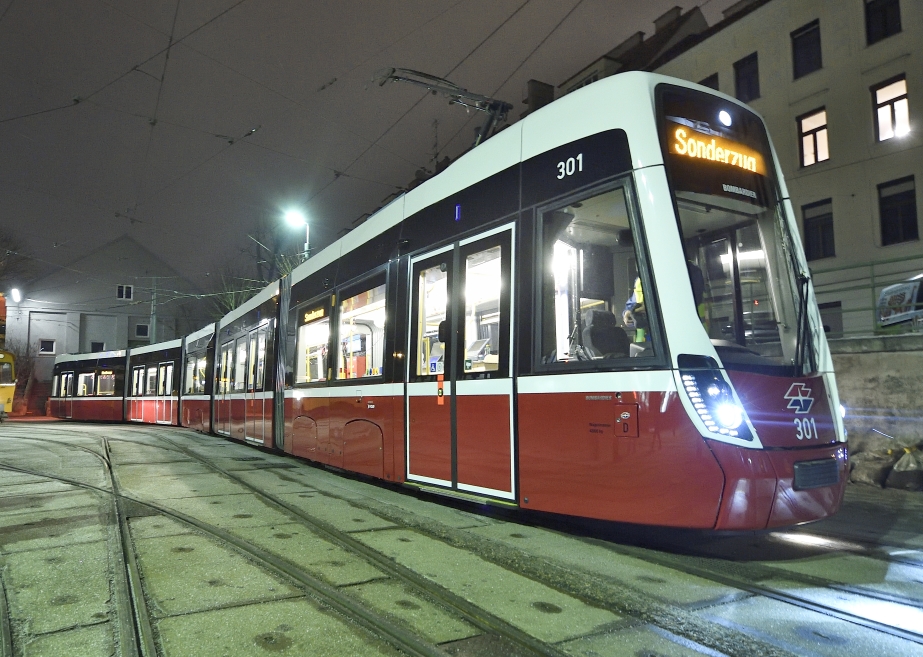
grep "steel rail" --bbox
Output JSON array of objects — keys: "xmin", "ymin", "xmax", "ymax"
[{"xmin": 0, "ymin": 461, "xmax": 445, "ymax": 657}]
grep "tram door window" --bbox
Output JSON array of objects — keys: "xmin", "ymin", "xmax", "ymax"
[
  {"xmin": 61, "ymin": 372, "xmax": 74, "ymax": 397},
  {"xmin": 463, "ymin": 247, "xmax": 502, "ymax": 374},
  {"xmin": 255, "ymin": 329, "xmax": 267, "ymax": 389},
  {"xmin": 196, "ymin": 357, "xmax": 207, "ymax": 393},
  {"xmin": 145, "ymin": 367, "xmax": 157, "ymax": 396},
  {"xmin": 234, "ymin": 338, "xmax": 247, "ymax": 392},
  {"xmin": 415, "ymin": 264, "xmax": 449, "ymax": 376},
  {"xmin": 218, "ymin": 343, "xmax": 232, "ymax": 394},
  {"xmin": 184, "ymin": 357, "xmax": 195, "ymax": 394},
  {"xmin": 540, "ymin": 185, "xmax": 657, "ymax": 364},
  {"xmin": 158, "ymin": 362, "xmax": 173, "ymax": 396},
  {"xmin": 338, "ymin": 283, "xmax": 386, "ymax": 379},
  {"xmin": 247, "ymin": 332, "xmax": 258, "ymax": 391}
]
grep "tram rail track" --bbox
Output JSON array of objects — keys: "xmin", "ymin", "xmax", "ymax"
[{"xmin": 6, "ymin": 424, "xmax": 923, "ymax": 656}]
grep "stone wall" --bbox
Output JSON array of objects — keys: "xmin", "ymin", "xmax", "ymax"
[{"xmin": 830, "ymin": 334, "xmax": 923, "ymax": 454}]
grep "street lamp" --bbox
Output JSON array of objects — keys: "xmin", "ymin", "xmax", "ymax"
[
  {"xmin": 10, "ymin": 289, "xmax": 21, "ymax": 303},
  {"xmin": 284, "ymin": 209, "xmax": 309, "ymax": 262}
]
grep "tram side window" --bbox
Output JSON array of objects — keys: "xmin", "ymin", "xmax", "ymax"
[
  {"xmin": 416, "ymin": 264, "xmax": 448, "ymax": 376},
  {"xmin": 97, "ymin": 370, "xmax": 116, "ymax": 395},
  {"xmin": 52, "ymin": 375, "xmax": 59, "ymax": 397},
  {"xmin": 196, "ymin": 356, "xmax": 207, "ymax": 394},
  {"xmin": 338, "ymin": 283, "xmax": 386, "ymax": 379},
  {"xmin": 295, "ymin": 304, "xmax": 329, "ymax": 385},
  {"xmin": 76, "ymin": 372, "xmax": 94, "ymax": 397},
  {"xmin": 540, "ymin": 186, "xmax": 657, "ymax": 364}
]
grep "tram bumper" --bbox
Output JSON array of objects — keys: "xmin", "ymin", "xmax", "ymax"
[{"xmin": 707, "ymin": 440, "xmax": 848, "ymax": 530}]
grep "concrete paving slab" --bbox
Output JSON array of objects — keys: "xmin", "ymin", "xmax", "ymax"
[
  {"xmin": 560, "ymin": 624, "xmax": 718, "ymax": 657},
  {"xmin": 118, "ymin": 471, "xmax": 248, "ymax": 499},
  {"xmin": 160, "ymin": 493, "xmax": 296, "ymax": 529},
  {"xmin": 0, "ymin": 488, "xmax": 98, "ymax": 513},
  {"xmin": 763, "ymin": 554, "xmax": 923, "ymax": 603},
  {"xmin": 229, "ymin": 523, "xmax": 386, "ymax": 586},
  {"xmin": 3, "ymin": 540, "xmax": 111, "ymax": 635},
  {"xmin": 128, "ymin": 515, "xmax": 195, "ymax": 539},
  {"xmin": 357, "ymin": 528, "xmax": 619, "ymax": 643},
  {"xmin": 108, "ymin": 441, "xmax": 187, "ymax": 464},
  {"xmin": 766, "ymin": 578, "xmax": 923, "ymax": 635},
  {"xmin": 133, "ymin": 531, "xmax": 302, "ymax": 617},
  {"xmin": 469, "ymin": 523, "xmax": 738, "ymax": 608},
  {"xmin": 0, "ymin": 505, "xmax": 106, "ymax": 553},
  {"xmin": 21, "ymin": 623, "xmax": 114, "ymax": 657},
  {"xmin": 346, "ymin": 579, "xmax": 479, "ymax": 644},
  {"xmin": 700, "ymin": 594, "xmax": 922, "ymax": 657},
  {"xmin": 115, "ymin": 461, "xmax": 214, "ymax": 479},
  {"xmin": 0, "ymin": 480, "xmax": 82, "ymax": 500},
  {"xmin": 230, "ymin": 467, "xmax": 318, "ymax": 494},
  {"xmin": 369, "ymin": 491, "xmax": 490, "ymax": 529},
  {"xmin": 156, "ymin": 598, "xmax": 403, "ymax": 657},
  {"xmin": 0, "ymin": 471, "xmax": 51, "ymax": 488},
  {"xmin": 276, "ymin": 493, "xmax": 397, "ymax": 533}
]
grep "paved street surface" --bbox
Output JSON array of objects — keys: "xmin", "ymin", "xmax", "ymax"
[{"xmin": 0, "ymin": 422, "xmax": 921, "ymax": 657}]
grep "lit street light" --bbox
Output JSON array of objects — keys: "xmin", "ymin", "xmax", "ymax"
[
  {"xmin": 284, "ymin": 209, "xmax": 309, "ymax": 262},
  {"xmin": 10, "ymin": 289, "xmax": 21, "ymax": 303}
]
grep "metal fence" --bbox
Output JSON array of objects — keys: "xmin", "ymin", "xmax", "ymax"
[{"xmin": 810, "ymin": 252, "xmax": 923, "ymax": 339}]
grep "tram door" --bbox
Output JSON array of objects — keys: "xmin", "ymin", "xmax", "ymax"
[
  {"xmin": 406, "ymin": 226, "xmax": 515, "ymax": 500},
  {"xmin": 157, "ymin": 362, "xmax": 173, "ymax": 423},
  {"xmin": 61, "ymin": 371, "xmax": 74, "ymax": 418}
]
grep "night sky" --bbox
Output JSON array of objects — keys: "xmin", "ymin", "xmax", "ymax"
[{"xmin": 1, "ymin": 0, "xmax": 736, "ymax": 291}]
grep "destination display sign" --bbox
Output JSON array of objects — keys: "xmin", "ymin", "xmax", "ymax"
[{"xmin": 667, "ymin": 119, "xmax": 766, "ymax": 176}]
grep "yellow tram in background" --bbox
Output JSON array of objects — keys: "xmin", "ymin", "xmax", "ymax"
[{"xmin": 0, "ymin": 350, "xmax": 15, "ymax": 420}]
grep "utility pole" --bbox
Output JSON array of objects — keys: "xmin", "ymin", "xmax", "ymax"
[{"xmin": 150, "ymin": 277, "xmax": 157, "ymax": 343}]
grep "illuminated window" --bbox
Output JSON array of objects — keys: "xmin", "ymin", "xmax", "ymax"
[
  {"xmin": 879, "ymin": 176, "xmax": 917, "ymax": 246},
  {"xmin": 185, "ymin": 357, "xmax": 196, "ymax": 394},
  {"xmin": 873, "ymin": 76, "xmax": 909, "ymax": 141},
  {"xmin": 866, "ymin": 0, "xmax": 901, "ymax": 45},
  {"xmin": 463, "ymin": 246, "xmax": 502, "ymax": 374},
  {"xmin": 734, "ymin": 52, "xmax": 759, "ymax": 103},
  {"xmin": 699, "ymin": 73, "xmax": 719, "ymax": 90},
  {"xmin": 77, "ymin": 372, "xmax": 94, "ymax": 397},
  {"xmin": 234, "ymin": 338, "xmax": 247, "ymax": 391},
  {"xmin": 97, "ymin": 371, "xmax": 116, "ymax": 395},
  {"xmin": 802, "ymin": 199, "xmax": 835, "ymax": 261},
  {"xmin": 295, "ymin": 304, "xmax": 329, "ymax": 384},
  {"xmin": 791, "ymin": 20, "xmax": 821, "ymax": 79},
  {"xmin": 145, "ymin": 367, "xmax": 157, "ymax": 396},
  {"xmin": 338, "ymin": 283, "xmax": 386, "ymax": 379},
  {"xmin": 540, "ymin": 185, "xmax": 656, "ymax": 364},
  {"xmin": 798, "ymin": 108, "xmax": 829, "ymax": 167}
]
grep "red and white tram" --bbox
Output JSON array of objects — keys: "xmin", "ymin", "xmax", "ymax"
[
  {"xmin": 127, "ymin": 341, "xmax": 181, "ymax": 425},
  {"xmin": 50, "ymin": 350, "xmax": 126, "ymax": 420},
  {"xmin": 181, "ymin": 323, "xmax": 215, "ymax": 433},
  {"xmin": 48, "ymin": 72, "xmax": 847, "ymax": 530}
]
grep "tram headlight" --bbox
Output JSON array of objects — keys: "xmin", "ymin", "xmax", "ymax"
[
  {"xmin": 839, "ymin": 404, "xmax": 846, "ymax": 419},
  {"xmin": 678, "ymin": 356, "xmax": 752, "ymax": 441}
]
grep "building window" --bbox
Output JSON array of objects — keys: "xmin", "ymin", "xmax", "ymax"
[
  {"xmin": 798, "ymin": 108, "xmax": 829, "ymax": 167},
  {"xmin": 734, "ymin": 52, "xmax": 760, "ymax": 103},
  {"xmin": 802, "ymin": 199, "xmax": 835, "ymax": 260},
  {"xmin": 879, "ymin": 176, "xmax": 917, "ymax": 246},
  {"xmin": 699, "ymin": 73, "xmax": 719, "ymax": 90},
  {"xmin": 117, "ymin": 285, "xmax": 133, "ymax": 300},
  {"xmin": 873, "ymin": 75, "xmax": 909, "ymax": 141},
  {"xmin": 39, "ymin": 339, "xmax": 55, "ymax": 354},
  {"xmin": 818, "ymin": 301, "xmax": 843, "ymax": 339},
  {"xmin": 866, "ymin": 0, "xmax": 901, "ymax": 45},
  {"xmin": 791, "ymin": 20, "xmax": 822, "ymax": 79},
  {"xmin": 90, "ymin": 341, "xmax": 105, "ymax": 352},
  {"xmin": 135, "ymin": 323, "xmax": 150, "ymax": 338}
]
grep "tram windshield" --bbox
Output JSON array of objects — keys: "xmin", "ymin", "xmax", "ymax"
[{"xmin": 658, "ymin": 85, "xmax": 813, "ymax": 373}]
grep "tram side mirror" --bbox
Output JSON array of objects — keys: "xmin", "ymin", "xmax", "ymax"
[{"xmin": 438, "ymin": 320, "xmax": 449, "ymax": 344}]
